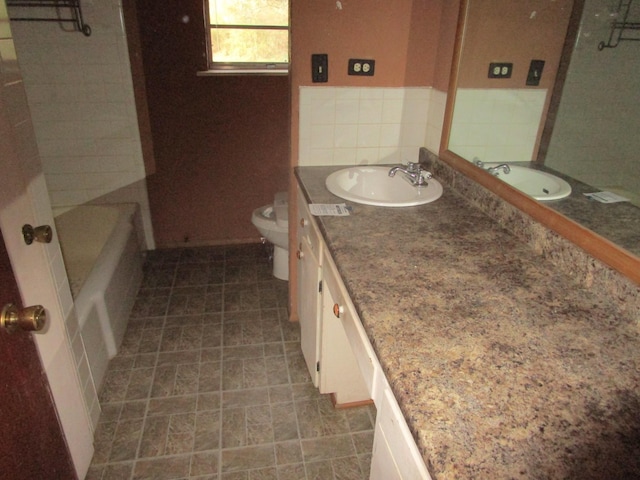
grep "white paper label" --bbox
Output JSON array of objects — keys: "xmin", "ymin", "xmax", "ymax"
[
  {"xmin": 583, "ymin": 191, "xmax": 629, "ymax": 203},
  {"xmin": 309, "ymin": 204, "xmax": 351, "ymax": 216}
]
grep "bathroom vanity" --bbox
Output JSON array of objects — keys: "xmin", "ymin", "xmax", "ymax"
[
  {"xmin": 296, "ymin": 186, "xmax": 431, "ymax": 479},
  {"xmin": 294, "ymin": 163, "xmax": 640, "ymax": 480}
]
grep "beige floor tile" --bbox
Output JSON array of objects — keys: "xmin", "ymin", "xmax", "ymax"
[{"xmin": 90, "ymin": 246, "xmax": 374, "ymax": 480}]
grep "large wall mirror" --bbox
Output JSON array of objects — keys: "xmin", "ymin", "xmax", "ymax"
[{"xmin": 440, "ymin": 0, "xmax": 640, "ymax": 285}]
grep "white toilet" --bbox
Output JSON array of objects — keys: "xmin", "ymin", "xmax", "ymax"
[{"xmin": 251, "ymin": 191, "xmax": 289, "ymax": 280}]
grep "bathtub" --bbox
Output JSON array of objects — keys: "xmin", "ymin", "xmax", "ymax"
[{"xmin": 55, "ymin": 204, "xmax": 143, "ymax": 390}]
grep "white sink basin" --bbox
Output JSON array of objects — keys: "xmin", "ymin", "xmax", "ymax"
[
  {"xmin": 485, "ymin": 164, "xmax": 572, "ymax": 201},
  {"xmin": 325, "ymin": 166, "xmax": 443, "ymax": 207}
]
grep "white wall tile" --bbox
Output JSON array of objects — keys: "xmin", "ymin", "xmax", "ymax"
[
  {"xmin": 381, "ymin": 98, "xmax": 404, "ymax": 124},
  {"xmin": 449, "ymin": 88, "xmax": 547, "ymax": 163},
  {"xmin": 310, "ymin": 124, "xmax": 334, "ymax": 149},
  {"xmin": 379, "ymin": 123, "xmax": 402, "ymax": 147},
  {"xmin": 358, "ymin": 99, "xmax": 383, "ymax": 124},
  {"xmin": 334, "ymin": 124, "xmax": 358, "ymax": 148},
  {"xmin": 12, "ymin": 10, "xmax": 148, "ymax": 214},
  {"xmin": 335, "ymin": 98, "xmax": 360, "ymax": 124},
  {"xmin": 357, "ymin": 124, "xmax": 381, "ymax": 147},
  {"xmin": 355, "ymin": 147, "xmax": 380, "ymax": 164},
  {"xmin": 298, "ymin": 86, "xmax": 439, "ymax": 167},
  {"xmin": 333, "ymin": 148, "xmax": 358, "ymax": 165}
]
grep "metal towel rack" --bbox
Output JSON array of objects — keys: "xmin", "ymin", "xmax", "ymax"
[
  {"xmin": 6, "ymin": 0, "xmax": 91, "ymax": 36},
  {"xmin": 599, "ymin": 0, "xmax": 639, "ymax": 50}
]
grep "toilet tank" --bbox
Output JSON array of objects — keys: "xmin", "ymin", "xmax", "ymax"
[{"xmin": 274, "ymin": 191, "xmax": 288, "ymax": 228}]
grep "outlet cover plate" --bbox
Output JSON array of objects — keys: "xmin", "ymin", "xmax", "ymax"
[
  {"xmin": 488, "ymin": 62, "xmax": 513, "ymax": 79},
  {"xmin": 348, "ymin": 59, "xmax": 375, "ymax": 76}
]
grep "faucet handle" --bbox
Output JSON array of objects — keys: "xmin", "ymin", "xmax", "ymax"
[
  {"xmin": 406, "ymin": 161, "xmax": 420, "ymax": 172},
  {"xmin": 415, "ymin": 170, "xmax": 433, "ymax": 186}
]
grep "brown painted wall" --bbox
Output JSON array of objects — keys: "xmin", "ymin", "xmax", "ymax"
[
  {"xmin": 134, "ymin": 0, "xmax": 290, "ymax": 247},
  {"xmin": 135, "ymin": 0, "xmax": 457, "ymax": 248}
]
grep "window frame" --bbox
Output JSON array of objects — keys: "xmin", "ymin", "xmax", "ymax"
[{"xmin": 203, "ymin": 0, "xmax": 290, "ymax": 75}]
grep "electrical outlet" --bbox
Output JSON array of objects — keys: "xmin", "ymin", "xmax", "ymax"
[
  {"xmin": 348, "ymin": 59, "xmax": 375, "ymax": 76},
  {"xmin": 311, "ymin": 54, "xmax": 328, "ymax": 83},
  {"xmin": 488, "ymin": 62, "xmax": 513, "ymax": 79}
]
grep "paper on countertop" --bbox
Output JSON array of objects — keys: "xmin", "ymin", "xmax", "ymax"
[
  {"xmin": 583, "ymin": 191, "xmax": 630, "ymax": 203},
  {"xmin": 309, "ymin": 203, "xmax": 351, "ymax": 216}
]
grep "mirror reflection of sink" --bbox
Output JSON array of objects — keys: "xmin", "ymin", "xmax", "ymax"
[
  {"xmin": 325, "ymin": 166, "xmax": 443, "ymax": 207},
  {"xmin": 484, "ymin": 164, "xmax": 572, "ymax": 201}
]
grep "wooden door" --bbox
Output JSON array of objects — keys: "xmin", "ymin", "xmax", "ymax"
[{"xmin": 0, "ymin": 231, "xmax": 77, "ymax": 480}]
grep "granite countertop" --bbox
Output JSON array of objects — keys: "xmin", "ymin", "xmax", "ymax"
[
  {"xmin": 295, "ymin": 165, "xmax": 640, "ymax": 480},
  {"xmin": 513, "ymin": 162, "xmax": 640, "ymax": 258}
]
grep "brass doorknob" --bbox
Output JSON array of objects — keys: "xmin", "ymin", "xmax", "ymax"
[
  {"xmin": 1, "ymin": 304, "xmax": 46, "ymax": 333},
  {"xmin": 22, "ymin": 224, "xmax": 53, "ymax": 245}
]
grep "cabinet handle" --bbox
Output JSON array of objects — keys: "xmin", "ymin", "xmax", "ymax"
[
  {"xmin": 333, "ymin": 303, "xmax": 344, "ymax": 318},
  {"xmin": 300, "ymin": 218, "xmax": 308, "ymax": 227},
  {"xmin": 296, "ymin": 250, "xmax": 303, "ymax": 260}
]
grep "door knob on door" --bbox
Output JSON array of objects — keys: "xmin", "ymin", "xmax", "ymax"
[
  {"xmin": 1, "ymin": 304, "xmax": 46, "ymax": 332},
  {"xmin": 22, "ymin": 224, "xmax": 53, "ymax": 245}
]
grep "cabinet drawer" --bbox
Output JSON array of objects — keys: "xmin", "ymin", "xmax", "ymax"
[
  {"xmin": 322, "ymin": 251, "xmax": 378, "ymax": 399},
  {"xmin": 296, "ymin": 187, "xmax": 322, "ymax": 258}
]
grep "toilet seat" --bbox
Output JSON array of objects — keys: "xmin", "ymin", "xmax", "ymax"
[{"xmin": 252, "ymin": 206, "xmax": 287, "ymax": 233}]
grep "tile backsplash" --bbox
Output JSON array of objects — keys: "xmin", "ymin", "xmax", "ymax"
[
  {"xmin": 448, "ymin": 88, "xmax": 547, "ymax": 163},
  {"xmin": 299, "ymin": 86, "xmax": 445, "ymax": 167}
]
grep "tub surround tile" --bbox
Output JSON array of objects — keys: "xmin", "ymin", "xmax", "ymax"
[{"xmin": 296, "ymin": 157, "xmax": 640, "ymax": 479}]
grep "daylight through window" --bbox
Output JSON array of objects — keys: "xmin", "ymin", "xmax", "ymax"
[{"xmin": 206, "ymin": 0, "xmax": 289, "ymax": 72}]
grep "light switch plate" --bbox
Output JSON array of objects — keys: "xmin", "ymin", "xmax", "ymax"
[{"xmin": 312, "ymin": 54, "xmax": 328, "ymax": 83}]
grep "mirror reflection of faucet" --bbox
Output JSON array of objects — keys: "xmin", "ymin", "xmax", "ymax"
[
  {"xmin": 473, "ymin": 158, "xmax": 510, "ymax": 176},
  {"xmin": 388, "ymin": 161, "xmax": 433, "ymax": 187},
  {"xmin": 486, "ymin": 163, "xmax": 511, "ymax": 176}
]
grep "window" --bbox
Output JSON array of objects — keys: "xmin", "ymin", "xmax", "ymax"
[{"xmin": 205, "ymin": 0, "xmax": 289, "ymax": 73}]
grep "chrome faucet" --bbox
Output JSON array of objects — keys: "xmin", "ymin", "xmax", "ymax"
[
  {"xmin": 486, "ymin": 163, "xmax": 511, "ymax": 175},
  {"xmin": 388, "ymin": 162, "xmax": 432, "ymax": 187}
]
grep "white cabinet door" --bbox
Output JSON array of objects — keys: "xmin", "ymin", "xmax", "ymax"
[
  {"xmin": 296, "ymin": 187, "xmax": 324, "ymax": 386},
  {"xmin": 370, "ymin": 420, "xmax": 403, "ymax": 480},
  {"xmin": 297, "ymin": 236, "xmax": 322, "ymax": 386},
  {"xmin": 320, "ymin": 252, "xmax": 370, "ymax": 406},
  {"xmin": 371, "ymin": 387, "xmax": 432, "ymax": 480}
]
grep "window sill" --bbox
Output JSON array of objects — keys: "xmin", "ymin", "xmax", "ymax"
[{"xmin": 197, "ymin": 68, "xmax": 289, "ymax": 77}]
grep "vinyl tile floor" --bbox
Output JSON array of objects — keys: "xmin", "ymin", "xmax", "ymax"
[{"xmin": 87, "ymin": 244, "xmax": 375, "ymax": 480}]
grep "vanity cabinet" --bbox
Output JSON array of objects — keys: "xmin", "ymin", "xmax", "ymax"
[
  {"xmin": 296, "ymin": 184, "xmax": 431, "ymax": 479},
  {"xmin": 296, "ymin": 188, "xmax": 322, "ymax": 387},
  {"xmin": 296, "ymin": 187, "xmax": 369, "ymax": 404}
]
